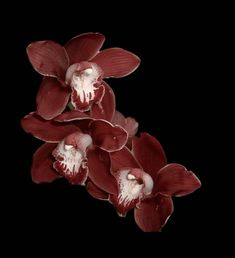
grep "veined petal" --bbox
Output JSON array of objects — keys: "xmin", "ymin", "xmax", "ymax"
[
  {"xmin": 90, "ymin": 81, "xmax": 116, "ymax": 122},
  {"xmin": 27, "ymin": 40, "xmax": 69, "ymax": 79},
  {"xmin": 110, "ymin": 147, "xmax": 140, "ymax": 173},
  {"xmin": 132, "ymin": 133, "xmax": 167, "ymax": 178},
  {"xmin": 31, "ymin": 143, "xmax": 61, "ymax": 183},
  {"xmin": 52, "ymin": 132, "xmax": 92, "ymax": 185},
  {"xmin": 134, "ymin": 194, "xmax": 174, "ymax": 232},
  {"xmin": 36, "ymin": 77, "xmax": 70, "ymax": 120},
  {"xmin": 154, "ymin": 164, "xmax": 201, "ymax": 197},
  {"xmin": 87, "ymin": 148, "xmax": 117, "ymax": 195},
  {"xmin": 65, "ymin": 33, "xmax": 105, "ymax": 64},
  {"xmin": 53, "ymin": 110, "xmax": 91, "ymax": 133},
  {"xmin": 21, "ymin": 112, "xmax": 79, "ymax": 142},
  {"xmin": 91, "ymin": 48, "xmax": 140, "ymax": 78},
  {"xmin": 54, "ymin": 110, "xmax": 90, "ymax": 122},
  {"xmin": 86, "ymin": 181, "xmax": 109, "ymax": 200},
  {"xmin": 89, "ymin": 120, "xmax": 128, "ymax": 152}
]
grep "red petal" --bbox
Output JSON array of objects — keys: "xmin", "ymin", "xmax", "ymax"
[
  {"xmin": 65, "ymin": 33, "xmax": 105, "ymax": 64},
  {"xmin": 31, "ymin": 143, "xmax": 61, "ymax": 183},
  {"xmin": 134, "ymin": 194, "xmax": 174, "ymax": 232},
  {"xmin": 154, "ymin": 164, "xmax": 201, "ymax": 197},
  {"xmin": 36, "ymin": 77, "xmax": 70, "ymax": 120},
  {"xmin": 132, "ymin": 133, "xmax": 167, "ymax": 178},
  {"xmin": 89, "ymin": 120, "xmax": 128, "ymax": 152},
  {"xmin": 112, "ymin": 111, "xmax": 138, "ymax": 137},
  {"xmin": 110, "ymin": 147, "xmax": 140, "ymax": 173},
  {"xmin": 86, "ymin": 181, "xmax": 109, "ymax": 200},
  {"xmin": 54, "ymin": 113, "xmax": 92, "ymax": 136},
  {"xmin": 21, "ymin": 112, "xmax": 79, "ymax": 142},
  {"xmin": 54, "ymin": 110, "xmax": 90, "ymax": 122},
  {"xmin": 91, "ymin": 48, "xmax": 140, "ymax": 78},
  {"xmin": 90, "ymin": 81, "xmax": 116, "ymax": 122},
  {"xmin": 27, "ymin": 40, "xmax": 69, "ymax": 79},
  {"xmin": 87, "ymin": 148, "xmax": 117, "ymax": 195}
]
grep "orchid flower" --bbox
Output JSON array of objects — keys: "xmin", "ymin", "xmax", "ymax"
[
  {"xmin": 86, "ymin": 133, "xmax": 201, "ymax": 232},
  {"xmin": 27, "ymin": 33, "xmax": 140, "ymax": 120},
  {"xmin": 21, "ymin": 112, "xmax": 128, "ymax": 185}
]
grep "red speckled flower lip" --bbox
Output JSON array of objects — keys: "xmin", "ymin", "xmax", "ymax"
[
  {"xmin": 52, "ymin": 132, "xmax": 92, "ymax": 184},
  {"xmin": 21, "ymin": 32, "xmax": 201, "ymax": 232}
]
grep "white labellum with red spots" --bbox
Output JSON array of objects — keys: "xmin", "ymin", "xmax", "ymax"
[
  {"xmin": 65, "ymin": 62, "xmax": 104, "ymax": 111},
  {"xmin": 110, "ymin": 168, "xmax": 153, "ymax": 216},
  {"xmin": 52, "ymin": 132, "xmax": 92, "ymax": 184}
]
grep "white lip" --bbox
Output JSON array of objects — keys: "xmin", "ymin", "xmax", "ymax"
[
  {"xmin": 116, "ymin": 169, "xmax": 153, "ymax": 207},
  {"xmin": 54, "ymin": 140, "xmax": 84, "ymax": 177},
  {"xmin": 52, "ymin": 132, "xmax": 92, "ymax": 178},
  {"xmin": 70, "ymin": 64, "xmax": 101, "ymax": 105}
]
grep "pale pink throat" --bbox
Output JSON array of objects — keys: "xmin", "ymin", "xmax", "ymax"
[
  {"xmin": 52, "ymin": 132, "xmax": 92, "ymax": 184},
  {"xmin": 116, "ymin": 168, "xmax": 154, "ymax": 207},
  {"xmin": 65, "ymin": 62, "xmax": 104, "ymax": 111}
]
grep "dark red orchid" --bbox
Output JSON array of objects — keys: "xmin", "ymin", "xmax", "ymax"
[
  {"xmin": 27, "ymin": 33, "xmax": 140, "ymax": 120},
  {"xmin": 86, "ymin": 133, "xmax": 201, "ymax": 232},
  {"xmin": 21, "ymin": 112, "xmax": 128, "ymax": 185}
]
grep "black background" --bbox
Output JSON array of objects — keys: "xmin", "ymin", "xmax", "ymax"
[{"xmin": 4, "ymin": 2, "xmax": 224, "ymax": 255}]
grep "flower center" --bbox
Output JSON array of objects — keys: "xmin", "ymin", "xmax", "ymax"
[
  {"xmin": 58, "ymin": 143, "xmax": 84, "ymax": 177},
  {"xmin": 65, "ymin": 62, "xmax": 103, "ymax": 111},
  {"xmin": 117, "ymin": 169, "xmax": 153, "ymax": 207},
  {"xmin": 52, "ymin": 132, "xmax": 92, "ymax": 181},
  {"xmin": 71, "ymin": 66, "xmax": 99, "ymax": 104}
]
